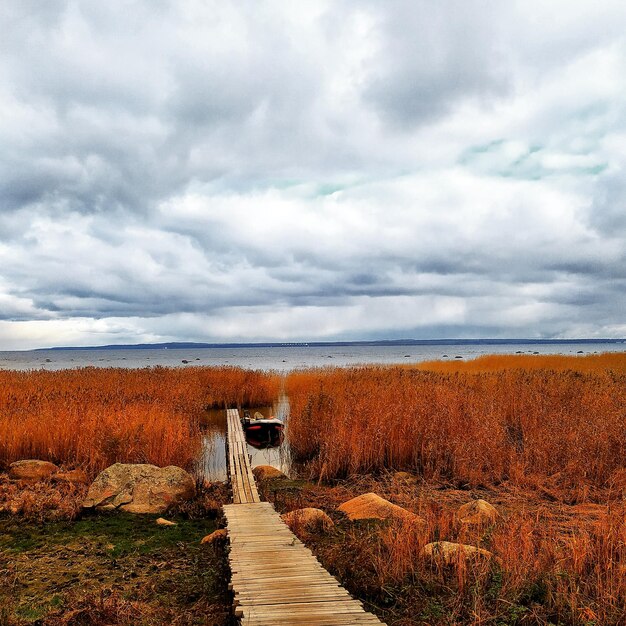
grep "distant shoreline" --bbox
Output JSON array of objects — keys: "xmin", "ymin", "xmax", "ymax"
[{"xmin": 34, "ymin": 338, "xmax": 626, "ymax": 352}]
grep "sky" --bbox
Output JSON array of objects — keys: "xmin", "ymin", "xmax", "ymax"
[{"xmin": 0, "ymin": 1, "xmax": 625, "ymax": 350}]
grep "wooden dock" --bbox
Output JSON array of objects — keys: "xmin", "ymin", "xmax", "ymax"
[
  {"xmin": 224, "ymin": 408, "xmax": 385, "ymax": 625},
  {"xmin": 226, "ymin": 408, "xmax": 260, "ymax": 504}
]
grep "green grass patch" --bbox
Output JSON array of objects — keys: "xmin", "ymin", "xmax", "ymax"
[{"xmin": 0, "ymin": 512, "xmax": 228, "ymax": 625}]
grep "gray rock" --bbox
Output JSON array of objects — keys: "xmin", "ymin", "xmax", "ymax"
[{"xmin": 83, "ymin": 463, "xmax": 195, "ymax": 514}]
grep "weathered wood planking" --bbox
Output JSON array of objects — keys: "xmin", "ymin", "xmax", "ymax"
[
  {"xmin": 226, "ymin": 408, "xmax": 260, "ymax": 504},
  {"xmin": 223, "ymin": 503, "xmax": 385, "ymax": 625},
  {"xmin": 224, "ymin": 409, "xmax": 385, "ymax": 625}
]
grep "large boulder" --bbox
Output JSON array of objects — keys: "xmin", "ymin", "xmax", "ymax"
[
  {"xmin": 83, "ymin": 463, "xmax": 196, "ymax": 514},
  {"xmin": 252, "ymin": 465, "xmax": 286, "ymax": 481},
  {"xmin": 422, "ymin": 541, "xmax": 492, "ymax": 564},
  {"xmin": 338, "ymin": 493, "xmax": 426, "ymax": 527},
  {"xmin": 9, "ymin": 460, "xmax": 59, "ymax": 481},
  {"xmin": 457, "ymin": 499, "xmax": 499, "ymax": 526},
  {"xmin": 281, "ymin": 508, "xmax": 334, "ymax": 533}
]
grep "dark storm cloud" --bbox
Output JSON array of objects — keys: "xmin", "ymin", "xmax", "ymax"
[{"xmin": 0, "ymin": 1, "xmax": 626, "ymax": 348}]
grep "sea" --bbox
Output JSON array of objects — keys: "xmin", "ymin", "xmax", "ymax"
[{"xmin": 1, "ymin": 340, "xmax": 625, "ymax": 372}]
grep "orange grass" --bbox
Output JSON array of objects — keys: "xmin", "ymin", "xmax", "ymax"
[
  {"xmin": 272, "ymin": 472, "xmax": 626, "ymax": 625},
  {"xmin": 286, "ymin": 354, "xmax": 626, "ymax": 496},
  {"xmin": 284, "ymin": 355, "xmax": 626, "ymax": 623},
  {"xmin": 0, "ymin": 366, "xmax": 280, "ymax": 476},
  {"xmin": 417, "ymin": 351, "xmax": 626, "ymax": 374},
  {"xmin": 365, "ymin": 504, "xmax": 626, "ymax": 624}
]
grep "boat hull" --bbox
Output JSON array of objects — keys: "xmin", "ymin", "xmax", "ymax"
[{"xmin": 242, "ymin": 418, "xmax": 284, "ymax": 447}]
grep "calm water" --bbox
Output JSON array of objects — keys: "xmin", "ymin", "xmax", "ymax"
[
  {"xmin": 1, "ymin": 342, "xmax": 624, "ymax": 371},
  {"xmin": 198, "ymin": 398, "xmax": 291, "ymax": 482}
]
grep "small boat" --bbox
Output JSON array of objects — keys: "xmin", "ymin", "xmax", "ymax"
[{"xmin": 242, "ymin": 411, "xmax": 284, "ymax": 445}]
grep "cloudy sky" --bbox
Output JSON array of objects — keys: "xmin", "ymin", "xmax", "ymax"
[{"xmin": 1, "ymin": 1, "xmax": 625, "ymax": 349}]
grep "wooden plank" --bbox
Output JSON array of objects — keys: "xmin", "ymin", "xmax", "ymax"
[
  {"xmin": 232, "ymin": 442, "xmax": 246, "ymax": 502},
  {"xmin": 232, "ymin": 585, "xmax": 344, "ymax": 596},
  {"xmin": 232, "ymin": 575, "xmax": 336, "ymax": 585},
  {"xmin": 244, "ymin": 617, "xmax": 382, "ymax": 626},
  {"xmin": 242, "ymin": 604, "xmax": 372, "ymax": 616}
]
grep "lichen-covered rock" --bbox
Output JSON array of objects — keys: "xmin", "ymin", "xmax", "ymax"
[
  {"xmin": 281, "ymin": 508, "xmax": 334, "ymax": 533},
  {"xmin": 392, "ymin": 471, "xmax": 418, "ymax": 485},
  {"xmin": 52, "ymin": 469, "xmax": 90, "ymax": 485},
  {"xmin": 82, "ymin": 463, "xmax": 195, "ymax": 514},
  {"xmin": 9, "ymin": 460, "xmax": 59, "ymax": 481},
  {"xmin": 252, "ymin": 465, "xmax": 286, "ymax": 481},
  {"xmin": 338, "ymin": 492, "xmax": 426, "ymax": 527},
  {"xmin": 201, "ymin": 529, "xmax": 228, "ymax": 544},
  {"xmin": 156, "ymin": 517, "xmax": 177, "ymax": 526},
  {"xmin": 457, "ymin": 499, "xmax": 499, "ymax": 526},
  {"xmin": 422, "ymin": 541, "xmax": 492, "ymax": 564}
]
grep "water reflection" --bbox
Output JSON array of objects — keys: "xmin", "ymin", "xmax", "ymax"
[
  {"xmin": 196, "ymin": 395, "xmax": 291, "ymax": 482},
  {"xmin": 195, "ymin": 407, "xmax": 227, "ymax": 482}
]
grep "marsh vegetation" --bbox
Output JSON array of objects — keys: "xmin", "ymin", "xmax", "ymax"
[{"xmin": 1, "ymin": 354, "xmax": 625, "ymax": 624}]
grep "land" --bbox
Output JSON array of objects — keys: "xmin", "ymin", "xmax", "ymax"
[
  {"xmin": 34, "ymin": 338, "xmax": 626, "ymax": 351},
  {"xmin": 258, "ymin": 472, "xmax": 624, "ymax": 626},
  {"xmin": 1, "ymin": 354, "xmax": 625, "ymax": 625},
  {"xmin": 0, "ymin": 513, "xmax": 227, "ymax": 625},
  {"xmin": 0, "ymin": 479, "xmax": 230, "ymax": 626}
]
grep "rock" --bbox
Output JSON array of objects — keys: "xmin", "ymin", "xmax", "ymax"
[
  {"xmin": 392, "ymin": 471, "xmax": 418, "ymax": 485},
  {"xmin": 252, "ymin": 465, "xmax": 287, "ymax": 481},
  {"xmin": 457, "ymin": 499, "xmax": 499, "ymax": 526},
  {"xmin": 281, "ymin": 508, "xmax": 334, "ymax": 533},
  {"xmin": 156, "ymin": 517, "xmax": 177, "ymax": 526},
  {"xmin": 338, "ymin": 493, "xmax": 426, "ymax": 527},
  {"xmin": 201, "ymin": 529, "xmax": 228, "ymax": 544},
  {"xmin": 82, "ymin": 463, "xmax": 196, "ymax": 514},
  {"xmin": 9, "ymin": 460, "xmax": 59, "ymax": 481},
  {"xmin": 52, "ymin": 469, "xmax": 90, "ymax": 485},
  {"xmin": 422, "ymin": 541, "xmax": 492, "ymax": 564}
]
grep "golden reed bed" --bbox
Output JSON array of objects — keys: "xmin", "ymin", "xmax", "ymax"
[
  {"xmin": 1, "ymin": 353, "xmax": 625, "ymax": 623},
  {"xmin": 286, "ymin": 353, "xmax": 626, "ymax": 496},
  {"xmin": 284, "ymin": 354, "xmax": 626, "ymax": 624},
  {"xmin": 0, "ymin": 366, "xmax": 280, "ymax": 476}
]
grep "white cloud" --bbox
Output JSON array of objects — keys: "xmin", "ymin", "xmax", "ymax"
[{"xmin": 0, "ymin": 1, "xmax": 625, "ymax": 348}]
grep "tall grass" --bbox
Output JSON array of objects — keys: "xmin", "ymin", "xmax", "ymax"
[
  {"xmin": 286, "ymin": 354, "xmax": 626, "ymax": 495},
  {"xmin": 362, "ymin": 504, "xmax": 626, "ymax": 624},
  {"xmin": 417, "ymin": 351, "xmax": 626, "ymax": 374},
  {"xmin": 0, "ymin": 366, "xmax": 280, "ymax": 475}
]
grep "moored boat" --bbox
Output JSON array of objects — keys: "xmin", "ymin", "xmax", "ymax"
[{"xmin": 242, "ymin": 410, "xmax": 284, "ymax": 446}]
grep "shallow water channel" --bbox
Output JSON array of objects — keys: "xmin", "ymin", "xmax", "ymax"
[{"xmin": 196, "ymin": 395, "xmax": 291, "ymax": 482}]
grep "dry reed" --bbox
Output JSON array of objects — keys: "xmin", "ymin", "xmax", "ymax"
[
  {"xmin": 286, "ymin": 354, "xmax": 626, "ymax": 497},
  {"xmin": 0, "ymin": 366, "xmax": 280, "ymax": 476},
  {"xmin": 364, "ymin": 504, "xmax": 626, "ymax": 624},
  {"xmin": 285, "ymin": 354, "xmax": 626, "ymax": 622}
]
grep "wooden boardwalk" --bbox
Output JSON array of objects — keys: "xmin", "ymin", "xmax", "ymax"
[
  {"xmin": 224, "ymin": 408, "xmax": 385, "ymax": 626},
  {"xmin": 226, "ymin": 408, "xmax": 260, "ymax": 504}
]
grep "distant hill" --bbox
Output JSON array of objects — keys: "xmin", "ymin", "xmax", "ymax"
[{"xmin": 38, "ymin": 338, "xmax": 625, "ymax": 351}]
